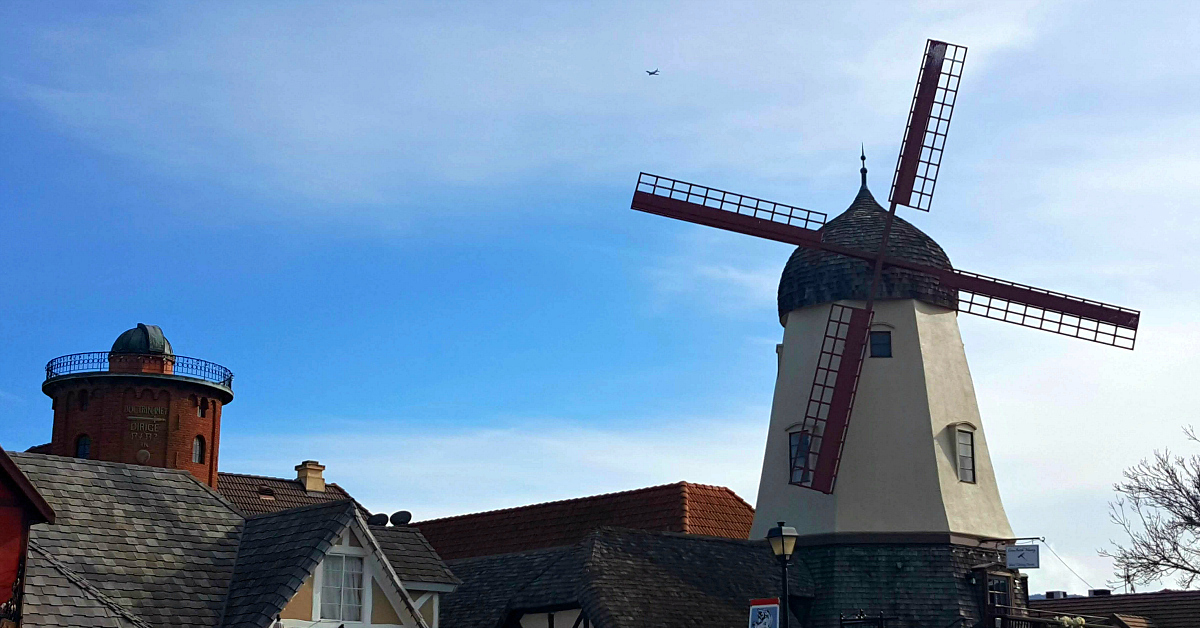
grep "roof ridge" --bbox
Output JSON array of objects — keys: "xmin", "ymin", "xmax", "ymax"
[
  {"xmin": 591, "ymin": 525, "xmax": 767, "ymax": 547},
  {"xmin": 28, "ymin": 541, "xmax": 153, "ymax": 628},
  {"xmin": 679, "ymin": 483, "xmax": 691, "ymax": 533},
  {"xmin": 414, "ymin": 481, "xmax": 690, "ymax": 525},
  {"xmin": 244, "ymin": 497, "xmax": 357, "ymax": 521}
]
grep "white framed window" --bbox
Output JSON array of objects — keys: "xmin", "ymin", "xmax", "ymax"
[
  {"xmin": 788, "ymin": 430, "xmax": 814, "ymax": 486},
  {"xmin": 320, "ymin": 554, "xmax": 364, "ymax": 621},
  {"xmin": 956, "ymin": 427, "xmax": 976, "ymax": 483}
]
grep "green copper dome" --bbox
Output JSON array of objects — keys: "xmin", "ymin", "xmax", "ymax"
[{"xmin": 110, "ymin": 323, "xmax": 174, "ymax": 355}]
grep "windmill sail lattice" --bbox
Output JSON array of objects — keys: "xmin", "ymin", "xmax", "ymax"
[{"xmin": 890, "ymin": 40, "xmax": 967, "ymax": 212}]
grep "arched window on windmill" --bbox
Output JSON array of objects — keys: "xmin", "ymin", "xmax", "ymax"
[
  {"xmin": 74, "ymin": 435, "xmax": 91, "ymax": 460},
  {"xmin": 954, "ymin": 423, "xmax": 976, "ymax": 483},
  {"xmin": 786, "ymin": 424, "xmax": 816, "ymax": 486}
]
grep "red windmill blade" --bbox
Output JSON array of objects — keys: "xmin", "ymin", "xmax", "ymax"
[{"xmin": 629, "ymin": 39, "xmax": 1140, "ymax": 495}]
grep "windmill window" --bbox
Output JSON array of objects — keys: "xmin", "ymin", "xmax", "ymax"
[
  {"xmin": 320, "ymin": 555, "xmax": 364, "ymax": 621},
  {"xmin": 789, "ymin": 431, "xmax": 815, "ymax": 485},
  {"xmin": 869, "ymin": 331, "xmax": 892, "ymax": 358},
  {"xmin": 78, "ymin": 390, "xmax": 89, "ymax": 410},
  {"xmin": 956, "ymin": 427, "xmax": 976, "ymax": 483},
  {"xmin": 198, "ymin": 398, "xmax": 208, "ymax": 418},
  {"xmin": 192, "ymin": 436, "xmax": 206, "ymax": 464},
  {"xmin": 75, "ymin": 435, "xmax": 91, "ymax": 459}
]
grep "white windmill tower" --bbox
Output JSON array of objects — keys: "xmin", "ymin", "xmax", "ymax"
[{"xmin": 627, "ymin": 39, "xmax": 1140, "ymax": 624}]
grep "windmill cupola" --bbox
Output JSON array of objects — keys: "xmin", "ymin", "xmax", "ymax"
[
  {"xmin": 111, "ymin": 323, "xmax": 174, "ymax": 355},
  {"xmin": 776, "ymin": 183, "xmax": 956, "ymax": 322}
]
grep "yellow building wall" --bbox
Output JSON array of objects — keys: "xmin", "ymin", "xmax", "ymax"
[
  {"xmin": 279, "ymin": 574, "xmax": 314, "ymax": 620},
  {"xmin": 372, "ymin": 579, "xmax": 404, "ymax": 625}
]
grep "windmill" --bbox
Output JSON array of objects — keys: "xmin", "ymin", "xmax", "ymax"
[{"xmin": 628, "ymin": 40, "xmax": 1140, "ymax": 497}]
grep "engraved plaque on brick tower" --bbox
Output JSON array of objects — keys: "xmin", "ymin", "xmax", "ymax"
[{"xmin": 124, "ymin": 400, "xmax": 169, "ymax": 466}]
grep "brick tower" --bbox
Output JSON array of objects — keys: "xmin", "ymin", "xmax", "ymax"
[{"xmin": 41, "ymin": 324, "xmax": 234, "ymax": 488}]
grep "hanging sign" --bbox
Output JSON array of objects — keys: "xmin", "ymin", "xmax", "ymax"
[
  {"xmin": 749, "ymin": 598, "xmax": 780, "ymax": 628},
  {"xmin": 1005, "ymin": 544, "xmax": 1040, "ymax": 569}
]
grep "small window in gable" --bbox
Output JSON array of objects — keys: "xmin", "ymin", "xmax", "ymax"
[
  {"xmin": 869, "ymin": 331, "xmax": 892, "ymax": 358},
  {"xmin": 320, "ymin": 555, "xmax": 364, "ymax": 622},
  {"xmin": 192, "ymin": 436, "xmax": 206, "ymax": 464},
  {"xmin": 75, "ymin": 435, "xmax": 91, "ymax": 459},
  {"xmin": 956, "ymin": 427, "xmax": 976, "ymax": 483},
  {"xmin": 788, "ymin": 430, "xmax": 814, "ymax": 486}
]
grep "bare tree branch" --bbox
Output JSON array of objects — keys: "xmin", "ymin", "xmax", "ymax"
[{"xmin": 1102, "ymin": 427, "xmax": 1200, "ymax": 588}]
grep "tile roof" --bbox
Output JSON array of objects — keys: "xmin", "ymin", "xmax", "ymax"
[
  {"xmin": 218, "ymin": 470, "xmax": 455, "ymax": 590},
  {"xmin": 215, "ymin": 471, "xmax": 356, "ymax": 516},
  {"xmin": 1031, "ymin": 591, "xmax": 1200, "ymax": 628},
  {"xmin": 221, "ymin": 500, "xmax": 357, "ymax": 628},
  {"xmin": 414, "ymin": 481, "xmax": 754, "ymax": 560},
  {"xmin": 13, "ymin": 452, "xmax": 244, "ymax": 628},
  {"xmin": 22, "ymin": 541, "xmax": 150, "ymax": 628},
  {"xmin": 370, "ymin": 525, "xmax": 460, "ymax": 587},
  {"xmin": 439, "ymin": 527, "xmax": 815, "ymax": 628}
]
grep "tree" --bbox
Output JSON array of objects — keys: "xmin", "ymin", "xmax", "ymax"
[{"xmin": 1104, "ymin": 427, "xmax": 1200, "ymax": 588}]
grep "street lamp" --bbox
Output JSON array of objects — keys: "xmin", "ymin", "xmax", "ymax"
[{"xmin": 767, "ymin": 521, "xmax": 798, "ymax": 628}]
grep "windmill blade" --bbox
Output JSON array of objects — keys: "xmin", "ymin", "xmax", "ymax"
[
  {"xmin": 632, "ymin": 173, "xmax": 827, "ymax": 245},
  {"xmin": 890, "ymin": 39, "xmax": 967, "ymax": 212},
  {"xmin": 793, "ymin": 304, "xmax": 872, "ymax": 495},
  {"xmin": 943, "ymin": 269, "xmax": 1140, "ymax": 349}
]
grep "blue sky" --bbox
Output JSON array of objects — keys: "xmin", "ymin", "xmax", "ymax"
[{"xmin": 3, "ymin": 1, "xmax": 1200, "ymax": 594}]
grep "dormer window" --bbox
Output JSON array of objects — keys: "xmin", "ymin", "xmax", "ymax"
[
  {"xmin": 956, "ymin": 427, "xmax": 976, "ymax": 483},
  {"xmin": 320, "ymin": 555, "xmax": 364, "ymax": 621},
  {"xmin": 256, "ymin": 486, "xmax": 275, "ymax": 500}
]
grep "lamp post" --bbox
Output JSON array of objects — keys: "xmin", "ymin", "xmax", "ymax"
[{"xmin": 767, "ymin": 521, "xmax": 799, "ymax": 628}]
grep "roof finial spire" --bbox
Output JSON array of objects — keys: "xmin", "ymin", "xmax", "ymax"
[{"xmin": 859, "ymin": 144, "xmax": 868, "ymax": 189}]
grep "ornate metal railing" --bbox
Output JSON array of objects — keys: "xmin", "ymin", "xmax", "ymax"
[{"xmin": 45, "ymin": 352, "xmax": 234, "ymax": 388}]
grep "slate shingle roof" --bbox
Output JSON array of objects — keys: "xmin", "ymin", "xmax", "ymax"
[
  {"xmin": 440, "ymin": 546, "xmax": 578, "ymax": 628},
  {"xmin": 414, "ymin": 481, "xmax": 754, "ymax": 560},
  {"xmin": 13, "ymin": 452, "xmax": 244, "ymax": 628},
  {"xmin": 216, "ymin": 471, "xmax": 356, "ymax": 516},
  {"xmin": 370, "ymin": 525, "xmax": 460, "ymax": 587},
  {"xmin": 22, "ymin": 542, "xmax": 150, "ymax": 628},
  {"xmin": 439, "ymin": 527, "xmax": 815, "ymax": 628},
  {"xmin": 778, "ymin": 184, "xmax": 956, "ymax": 317},
  {"xmin": 1031, "ymin": 590, "xmax": 1200, "ymax": 628},
  {"xmin": 221, "ymin": 500, "xmax": 358, "ymax": 628}
]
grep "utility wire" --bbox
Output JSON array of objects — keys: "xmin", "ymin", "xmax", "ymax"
[{"xmin": 1043, "ymin": 540, "xmax": 1094, "ymax": 590}]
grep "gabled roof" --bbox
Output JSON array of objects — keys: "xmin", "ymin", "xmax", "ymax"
[
  {"xmin": 12, "ymin": 451, "xmax": 244, "ymax": 628},
  {"xmin": 0, "ymin": 446, "xmax": 54, "ymax": 523},
  {"xmin": 414, "ymin": 481, "xmax": 754, "ymax": 560},
  {"xmin": 221, "ymin": 500, "xmax": 358, "ymax": 628},
  {"xmin": 440, "ymin": 527, "xmax": 815, "ymax": 628},
  {"xmin": 370, "ymin": 525, "xmax": 460, "ymax": 587},
  {"xmin": 216, "ymin": 471, "xmax": 357, "ymax": 516},
  {"xmin": 21, "ymin": 542, "xmax": 150, "ymax": 628},
  {"xmin": 1031, "ymin": 590, "xmax": 1200, "ymax": 628}
]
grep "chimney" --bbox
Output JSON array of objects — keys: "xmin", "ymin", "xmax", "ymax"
[
  {"xmin": 1045, "ymin": 591, "xmax": 1067, "ymax": 600},
  {"xmin": 295, "ymin": 460, "xmax": 326, "ymax": 492},
  {"xmin": 1088, "ymin": 589, "xmax": 1111, "ymax": 597}
]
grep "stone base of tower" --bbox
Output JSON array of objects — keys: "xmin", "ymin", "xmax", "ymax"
[{"xmin": 794, "ymin": 541, "xmax": 1025, "ymax": 628}]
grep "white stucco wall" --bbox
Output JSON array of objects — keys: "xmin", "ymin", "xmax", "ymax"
[{"xmin": 750, "ymin": 299, "xmax": 1013, "ymax": 541}]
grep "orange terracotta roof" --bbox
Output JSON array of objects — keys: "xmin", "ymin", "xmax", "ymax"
[
  {"xmin": 216, "ymin": 471, "xmax": 357, "ymax": 516},
  {"xmin": 413, "ymin": 481, "xmax": 754, "ymax": 560}
]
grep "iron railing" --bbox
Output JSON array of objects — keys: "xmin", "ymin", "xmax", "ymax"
[
  {"xmin": 45, "ymin": 352, "xmax": 234, "ymax": 388},
  {"xmin": 990, "ymin": 605, "xmax": 1112, "ymax": 628}
]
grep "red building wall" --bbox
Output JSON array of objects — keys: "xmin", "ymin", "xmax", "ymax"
[{"xmin": 46, "ymin": 379, "xmax": 224, "ymax": 488}]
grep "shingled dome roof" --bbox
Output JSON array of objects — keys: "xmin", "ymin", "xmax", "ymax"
[
  {"xmin": 110, "ymin": 323, "xmax": 173, "ymax": 355},
  {"xmin": 777, "ymin": 182, "xmax": 956, "ymax": 319}
]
